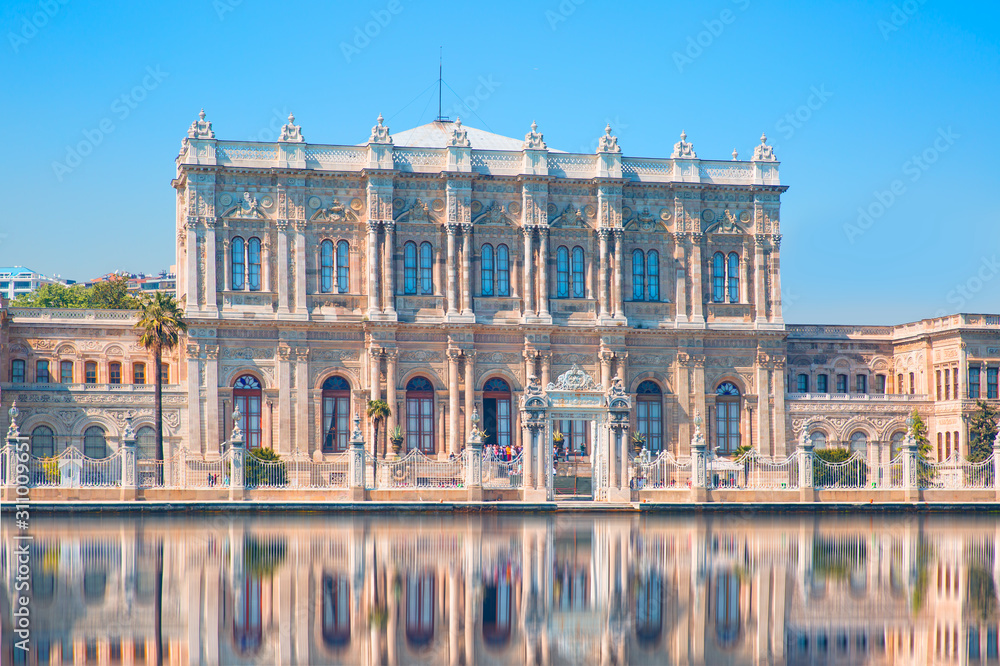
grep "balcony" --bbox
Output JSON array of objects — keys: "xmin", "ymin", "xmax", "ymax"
[{"xmin": 785, "ymin": 392, "xmax": 930, "ymax": 402}]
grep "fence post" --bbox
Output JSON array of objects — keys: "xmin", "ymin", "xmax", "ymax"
[
  {"xmin": 902, "ymin": 416, "xmax": 919, "ymax": 502},
  {"xmin": 467, "ymin": 407, "xmax": 484, "ymax": 502},
  {"xmin": 121, "ymin": 416, "xmax": 138, "ymax": 501},
  {"xmin": 798, "ymin": 429, "xmax": 815, "ymax": 502},
  {"xmin": 348, "ymin": 413, "xmax": 366, "ymax": 501},
  {"xmin": 230, "ymin": 407, "xmax": 245, "ymax": 501},
  {"xmin": 993, "ymin": 428, "xmax": 1000, "ymax": 501},
  {"xmin": 6, "ymin": 403, "xmax": 22, "ymax": 497},
  {"xmin": 690, "ymin": 411, "xmax": 708, "ymax": 503}
]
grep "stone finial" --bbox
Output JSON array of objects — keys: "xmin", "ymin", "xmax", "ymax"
[
  {"xmin": 369, "ymin": 113, "xmax": 392, "ymax": 144},
  {"xmin": 732, "ymin": 148, "xmax": 739, "ymax": 161},
  {"xmin": 123, "ymin": 415, "xmax": 136, "ymax": 442},
  {"xmin": 993, "ymin": 424, "xmax": 1000, "ymax": 449},
  {"xmin": 231, "ymin": 406, "xmax": 243, "ymax": 441},
  {"xmin": 597, "ymin": 123, "xmax": 620, "ymax": 153},
  {"xmin": 523, "ymin": 120, "xmax": 547, "ymax": 150},
  {"xmin": 279, "ymin": 112, "xmax": 304, "ymax": 143},
  {"xmin": 7, "ymin": 401, "xmax": 19, "ymax": 439},
  {"xmin": 671, "ymin": 130, "xmax": 696, "ymax": 159},
  {"xmin": 449, "ymin": 116, "xmax": 471, "ymax": 147},
  {"xmin": 352, "ymin": 412, "xmax": 363, "ymax": 440},
  {"xmin": 752, "ymin": 132, "xmax": 776, "ymax": 161},
  {"xmin": 798, "ymin": 427, "xmax": 809, "ymax": 449},
  {"xmin": 187, "ymin": 108, "xmax": 215, "ymax": 140}
]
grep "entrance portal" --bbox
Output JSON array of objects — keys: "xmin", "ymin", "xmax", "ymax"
[{"xmin": 482, "ymin": 377, "xmax": 512, "ymax": 450}]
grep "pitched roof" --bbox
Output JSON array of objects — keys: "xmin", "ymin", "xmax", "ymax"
[{"xmin": 389, "ymin": 120, "xmax": 537, "ymax": 151}]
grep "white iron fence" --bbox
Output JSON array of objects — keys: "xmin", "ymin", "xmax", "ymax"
[
  {"xmin": 634, "ymin": 453, "xmax": 692, "ymax": 490},
  {"xmin": 483, "ymin": 452, "xmax": 523, "ymax": 489},
  {"xmin": 375, "ymin": 449, "xmax": 465, "ymax": 489}
]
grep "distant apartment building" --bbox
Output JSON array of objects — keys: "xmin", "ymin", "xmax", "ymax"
[{"xmin": 0, "ymin": 266, "xmax": 67, "ymax": 300}]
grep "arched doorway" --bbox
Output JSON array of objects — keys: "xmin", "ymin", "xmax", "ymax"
[
  {"xmin": 482, "ymin": 377, "xmax": 512, "ymax": 450},
  {"xmin": 715, "ymin": 382, "xmax": 741, "ymax": 454},
  {"xmin": 636, "ymin": 380, "xmax": 664, "ymax": 453},
  {"xmin": 233, "ymin": 375, "xmax": 263, "ymax": 450},
  {"xmin": 405, "ymin": 377, "xmax": 434, "ymax": 454},
  {"xmin": 321, "ymin": 376, "xmax": 351, "ymax": 453}
]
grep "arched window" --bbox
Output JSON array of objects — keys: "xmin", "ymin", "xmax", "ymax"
[
  {"xmin": 636, "ymin": 381, "xmax": 663, "ymax": 453},
  {"xmin": 232, "ymin": 237, "xmax": 245, "ymax": 290},
  {"xmin": 247, "ymin": 237, "xmax": 262, "ymax": 291},
  {"xmin": 322, "ymin": 376, "xmax": 351, "ymax": 454},
  {"xmin": 403, "ymin": 241, "xmax": 418, "ymax": 295},
  {"xmin": 406, "ymin": 571, "xmax": 435, "ymax": 647},
  {"xmin": 572, "ymin": 246, "xmax": 585, "ymax": 298},
  {"xmin": 109, "ymin": 362, "xmax": 122, "ymax": 385},
  {"xmin": 712, "ymin": 252, "xmax": 725, "ymax": 303},
  {"xmin": 849, "ymin": 431, "xmax": 868, "ymax": 454},
  {"xmin": 647, "ymin": 250, "xmax": 659, "ymax": 302},
  {"xmin": 320, "ymin": 240, "xmax": 334, "ymax": 293},
  {"xmin": 556, "ymin": 246, "xmax": 569, "ymax": 298},
  {"xmin": 406, "ymin": 377, "xmax": 434, "ymax": 454},
  {"xmin": 133, "ymin": 362, "xmax": 146, "ymax": 385},
  {"xmin": 715, "ymin": 382, "xmax": 741, "ymax": 453},
  {"xmin": 233, "ymin": 375, "xmax": 263, "ymax": 450},
  {"xmin": 321, "ymin": 574, "xmax": 351, "ymax": 648},
  {"xmin": 336, "ymin": 240, "xmax": 350, "ymax": 294},
  {"xmin": 727, "ymin": 252, "xmax": 739, "ymax": 303},
  {"xmin": 481, "ymin": 243, "xmax": 494, "ymax": 296},
  {"xmin": 483, "ymin": 377, "xmax": 512, "ymax": 449},
  {"xmin": 31, "ymin": 426, "xmax": 55, "ymax": 458},
  {"xmin": 136, "ymin": 427, "xmax": 156, "ymax": 459},
  {"xmin": 419, "ymin": 242, "xmax": 433, "ymax": 294},
  {"xmin": 810, "ymin": 431, "xmax": 828, "ymax": 448},
  {"xmin": 84, "ymin": 426, "xmax": 108, "ymax": 459},
  {"xmin": 890, "ymin": 431, "xmax": 905, "ymax": 458},
  {"xmin": 632, "ymin": 249, "xmax": 645, "ymax": 301},
  {"xmin": 496, "ymin": 244, "xmax": 510, "ymax": 296},
  {"xmin": 635, "ymin": 572, "xmax": 663, "ymax": 646}
]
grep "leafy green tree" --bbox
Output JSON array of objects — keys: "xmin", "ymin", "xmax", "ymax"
[
  {"xmin": 908, "ymin": 410, "xmax": 938, "ymax": 486},
  {"xmin": 366, "ymin": 399, "xmax": 391, "ymax": 480},
  {"xmin": 135, "ymin": 292, "xmax": 187, "ymax": 460},
  {"xmin": 11, "ymin": 282, "xmax": 90, "ymax": 308},
  {"xmin": 245, "ymin": 447, "xmax": 287, "ymax": 487},
  {"xmin": 969, "ymin": 400, "xmax": 1000, "ymax": 463},
  {"xmin": 89, "ymin": 274, "xmax": 138, "ymax": 309}
]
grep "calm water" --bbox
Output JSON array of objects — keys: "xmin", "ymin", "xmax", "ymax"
[{"xmin": 1, "ymin": 511, "xmax": 997, "ymax": 665}]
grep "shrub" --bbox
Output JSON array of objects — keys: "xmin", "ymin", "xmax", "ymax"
[
  {"xmin": 813, "ymin": 447, "xmax": 867, "ymax": 487},
  {"xmin": 245, "ymin": 447, "xmax": 287, "ymax": 487}
]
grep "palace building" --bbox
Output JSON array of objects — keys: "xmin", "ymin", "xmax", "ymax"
[{"xmin": 0, "ymin": 110, "xmax": 997, "ymax": 469}]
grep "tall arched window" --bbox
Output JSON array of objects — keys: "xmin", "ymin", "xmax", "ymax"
[
  {"xmin": 890, "ymin": 431, "xmax": 905, "ymax": 458},
  {"xmin": 403, "ymin": 241, "xmax": 418, "ymax": 295},
  {"xmin": 247, "ymin": 237, "xmax": 262, "ymax": 291},
  {"xmin": 715, "ymin": 382, "xmax": 741, "ymax": 453},
  {"xmin": 712, "ymin": 252, "xmax": 725, "ymax": 303},
  {"xmin": 419, "ymin": 242, "xmax": 433, "ymax": 294},
  {"xmin": 31, "ymin": 426, "xmax": 55, "ymax": 457},
  {"xmin": 572, "ymin": 246, "xmax": 585, "ymax": 298},
  {"xmin": 232, "ymin": 236, "xmax": 246, "ymax": 290},
  {"xmin": 320, "ymin": 240, "xmax": 334, "ymax": 293},
  {"xmin": 849, "ymin": 431, "xmax": 867, "ymax": 455},
  {"xmin": 336, "ymin": 240, "xmax": 350, "ymax": 293},
  {"xmin": 481, "ymin": 243, "xmax": 494, "ymax": 296},
  {"xmin": 727, "ymin": 252, "xmax": 739, "ymax": 303},
  {"xmin": 321, "ymin": 574, "xmax": 351, "ymax": 647},
  {"xmin": 233, "ymin": 375, "xmax": 263, "ymax": 450},
  {"xmin": 406, "ymin": 571, "xmax": 435, "ymax": 647},
  {"xmin": 810, "ymin": 430, "xmax": 827, "ymax": 448},
  {"xmin": 496, "ymin": 244, "xmax": 510, "ymax": 296},
  {"xmin": 483, "ymin": 377, "xmax": 511, "ymax": 449},
  {"xmin": 322, "ymin": 376, "xmax": 351, "ymax": 454},
  {"xmin": 556, "ymin": 246, "xmax": 569, "ymax": 298},
  {"xmin": 632, "ymin": 249, "xmax": 645, "ymax": 301},
  {"xmin": 636, "ymin": 381, "xmax": 663, "ymax": 453},
  {"xmin": 647, "ymin": 250, "xmax": 659, "ymax": 302},
  {"xmin": 84, "ymin": 426, "xmax": 108, "ymax": 459},
  {"xmin": 136, "ymin": 427, "xmax": 156, "ymax": 459},
  {"xmin": 405, "ymin": 377, "xmax": 435, "ymax": 454}
]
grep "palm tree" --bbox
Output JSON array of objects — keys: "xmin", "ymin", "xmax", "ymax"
[
  {"xmin": 135, "ymin": 292, "xmax": 187, "ymax": 461},
  {"xmin": 366, "ymin": 399, "xmax": 391, "ymax": 479}
]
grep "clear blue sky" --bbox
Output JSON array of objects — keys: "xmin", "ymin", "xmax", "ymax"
[{"xmin": 2, "ymin": 0, "xmax": 997, "ymax": 324}]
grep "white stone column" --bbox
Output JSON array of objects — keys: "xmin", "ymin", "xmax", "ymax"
[
  {"xmin": 277, "ymin": 221, "xmax": 290, "ymax": 314},
  {"xmin": 446, "ymin": 225, "xmax": 458, "ymax": 315},
  {"xmin": 754, "ymin": 235, "xmax": 766, "ymax": 321},
  {"xmin": 523, "ymin": 228, "xmax": 535, "ymax": 316},
  {"xmin": 538, "ymin": 227, "xmax": 550, "ymax": 317},
  {"xmin": 186, "ymin": 352, "xmax": 202, "ymax": 454},
  {"xmin": 448, "ymin": 349, "xmax": 461, "ymax": 456},
  {"xmin": 384, "ymin": 221, "xmax": 396, "ymax": 315},
  {"xmin": 524, "ymin": 423, "xmax": 535, "ymax": 488},
  {"xmin": 205, "ymin": 347, "xmax": 220, "ymax": 449},
  {"xmin": 296, "ymin": 349, "xmax": 309, "ymax": 454},
  {"xmin": 366, "ymin": 221, "xmax": 379, "ymax": 315},
  {"xmin": 221, "ymin": 237, "xmax": 231, "ymax": 292},
  {"xmin": 385, "ymin": 350, "xmax": 398, "ymax": 435},
  {"xmin": 205, "ymin": 221, "xmax": 218, "ymax": 314},
  {"xmin": 294, "ymin": 221, "xmax": 308, "ymax": 315},
  {"xmin": 185, "ymin": 219, "xmax": 199, "ymax": 311},
  {"xmin": 598, "ymin": 229, "xmax": 610, "ymax": 320},
  {"xmin": 277, "ymin": 348, "xmax": 292, "ymax": 454},
  {"xmin": 369, "ymin": 348, "xmax": 381, "ymax": 402},
  {"xmin": 612, "ymin": 229, "xmax": 624, "ymax": 319},
  {"xmin": 464, "ymin": 351, "xmax": 476, "ymax": 444},
  {"xmin": 461, "ymin": 223, "xmax": 473, "ymax": 315},
  {"xmin": 690, "ymin": 233, "xmax": 704, "ymax": 322},
  {"xmin": 771, "ymin": 234, "xmax": 783, "ymax": 321},
  {"xmin": 739, "ymin": 240, "xmax": 750, "ymax": 305},
  {"xmin": 673, "ymin": 233, "xmax": 687, "ymax": 321}
]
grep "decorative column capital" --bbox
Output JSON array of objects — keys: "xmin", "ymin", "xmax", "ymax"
[
  {"xmin": 383, "ymin": 220, "xmax": 396, "ymax": 233},
  {"xmin": 366, "ymin": 220, "xmax": 379, "ymax": 234},
  {"xmin": 460, "ymin": 222, "xmax": 473, "ymax": 234},
  {"xmin": 772, "ymin": 233, "xmax": 782, "ymax": 248},
  {"xmin": 755, "ymin": 234, "xmax": 767, "ymax": 247}
]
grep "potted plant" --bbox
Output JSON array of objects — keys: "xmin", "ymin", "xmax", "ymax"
[
  {"xmin": 631, "ymin": 431, "xmax": 646, "ymax": 456},
  {"xmin": 389, "ymin": 425, "xmax": 404, "ymax": 456}
]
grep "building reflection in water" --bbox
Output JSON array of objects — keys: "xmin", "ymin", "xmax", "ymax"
[{"xmin": 2, "ymin": 513, "xmax": 1000, "ymax": 665}]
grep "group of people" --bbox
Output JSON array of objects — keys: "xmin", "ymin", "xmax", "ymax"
[{"xmin": 486, "ymin": 443, "xmax": 521, "ymax": 461}]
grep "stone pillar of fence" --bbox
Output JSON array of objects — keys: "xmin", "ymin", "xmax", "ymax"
[
  {"xmin": 690, "ymin": 411, "xmax": 708, "ymax": 503},
  {"xmin": 902, "ymin": 417, "xmax": 919, "ymax": 502},
  {"xmin": 993, "ymin": 427, "xmax": 1000, "ymax": 501},
  {"xmin": 797, "ymin": 429, "xmax": 815, "ymax": 502},
  {"xmin": 120, "ymin": 416, "xmax": 138, "ymax": 501},
  {"xmin": 6, "ymin": 402, "xmax": 22, "ymax": 496},
  {"xmin": 229, "ymin": 407, "xmax": 245, "ymax": 501},
  {"xmin": 348, "ymin": 413, "xmax": 366, "ymax": 501},
  {"xmin": 467, "ymin": 407, "xmax": 484, "ymax": 502}
]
